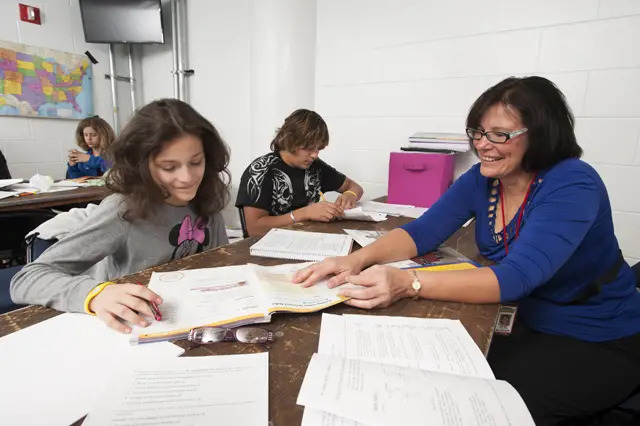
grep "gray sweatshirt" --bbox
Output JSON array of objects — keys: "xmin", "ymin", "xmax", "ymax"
[{"xmin": 10, "ymin": 194, "xmax": 228, "ymax": 312}]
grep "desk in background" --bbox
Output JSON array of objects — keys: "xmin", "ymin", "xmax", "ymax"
[
  {"xmin": 0, "ymin": 216, "xmax": 498, "ymax": 425},
  {"xmin": 0, "ymin": 187, "xmax": 110, "ymax": 213}
]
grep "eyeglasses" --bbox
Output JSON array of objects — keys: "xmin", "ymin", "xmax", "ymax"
[
  {"xmin": 466, "ymin": 127, "xmax": 528, "ymax": 144},
  {"xmin": 187, "ymin": 327, "xmax": 275, "ymax": 344}
]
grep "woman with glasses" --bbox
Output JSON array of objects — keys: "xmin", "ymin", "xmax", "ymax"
[{"xmin": 294, "ymin": 76, "xmax": 640, "ymax": 425}]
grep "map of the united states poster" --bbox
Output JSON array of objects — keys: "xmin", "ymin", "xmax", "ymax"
[{"xmin": 0, "ymin": 40, "xmax": 93, "ymax": 119}]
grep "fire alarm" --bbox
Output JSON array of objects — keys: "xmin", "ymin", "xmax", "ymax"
[{"xmin": 19, "ymin": 4, "xmax": 41, "ymax": 25}]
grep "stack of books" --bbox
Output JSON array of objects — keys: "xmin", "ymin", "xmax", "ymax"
[{"xmin": 403, "ymin": 131, "xmax": 470, "ymax": 153}]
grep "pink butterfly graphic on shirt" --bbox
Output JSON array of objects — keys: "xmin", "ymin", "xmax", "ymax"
[
  {"xmin": 178, "ymin": 215, "xmax": 206, "ymax": 245},
  {"xmin": 169, "ymin": 215, "xmax": 209, "ymax": 260}
]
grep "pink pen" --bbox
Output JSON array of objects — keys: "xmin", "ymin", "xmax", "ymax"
[{"xmin": 138, "ymin": 282, "xmax": 162, "ymax": 321}]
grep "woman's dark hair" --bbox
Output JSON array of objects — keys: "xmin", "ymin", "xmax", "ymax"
[
  {"xmin": 106, "ymin": 99, "xmax": 230, "ymax": 221},
  {"xmin": 75, "ymin": 116, "xmax": 115, "ymax": 153},
  {"xmin": 466, "ymin": 76, "xmax": 582, "ymax": 172},
  {"xmin": 270, "ymin": 109, "xmax": 329, "ymax": 152}
]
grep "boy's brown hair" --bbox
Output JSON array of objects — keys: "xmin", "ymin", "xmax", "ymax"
[
  {"xmin": 75, "ymin": 116, "xmax": 115, "ymax": 152},
  {"xmin": 270, "ymin": 109, "xmax": 329, "ymax": 152}
]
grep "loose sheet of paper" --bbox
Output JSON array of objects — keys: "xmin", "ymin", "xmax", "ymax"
[
  {"xmin": 0, "ymin": 178, "xmax": 23, "ymax": 188},
  {"xmin": 341, "ymin": 207, "xmax": 387, "ymax": 222},
  {"xmin": 343, "ymin": 229, "xmax": 385, "ymax": 247},
  {"xmin": 317, "ymin": 314, "xmax": 494, "ymax": 379},
  {"xmin": 0, "ymin": 313, "xmax": 184, "ymax": 426},
  {"xmin": 298, "ymin": 354, "xmax": 535, "ymax": 426},
  {"xmin": 84, "ymin": 352, "xmax": 268, "ymax": 426}
]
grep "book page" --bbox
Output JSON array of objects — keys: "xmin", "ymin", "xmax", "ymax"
[
  {"xmin": 132, "ymin": 265, "xmax": 269, "ymax": 343},
  {"xmin": 250, "ymin": 263, "xmax": 349, "ymax": 313},
  {"xmin": 84, "ymin": 352, "xmax": 268, "ymax": 426},
  {"xmin": 318, "ymin": 314, "xmax": 495, "ymax": 379},
  {"xmin": 0, "ymin": 313, "xmax": 184, "ymax": 426},
  {"xmin": 297, "ymin": 354, "xmax": 535, "ymax": 426},
  {"xmin": 250, "ymin": 228, "xmax": 353, "ymax": 261}
]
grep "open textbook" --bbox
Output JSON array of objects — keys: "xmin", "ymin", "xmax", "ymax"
[
  {"xmin": 132, "ymin": 262, "xmax": 353, "ymax": 344},
  {"xmin": 298, "ymin": 314, "xmax": 534, "ymax": 426},
  {"xmin": 84, "ymin": 352, "xmax": 268, "ymax": 426},
  {"xmin": 250, "ymin": 228, "xmax": 353, "ymax": 261}
]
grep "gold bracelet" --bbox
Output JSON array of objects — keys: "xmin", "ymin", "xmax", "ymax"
[
  {"xmin": 344, "ymin": 190, "xmax": 358, "ymax": 199},
  {"xmin": 83, "ymin": 281, "xmax": 116, "ymax": 315}
]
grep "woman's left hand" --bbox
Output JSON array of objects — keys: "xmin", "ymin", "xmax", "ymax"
[
  {"xmin": 335, "ymin": 192, "xmax": 358, "ymax": 210},
  {"xmin": 339, "ymin": 265, "xmax": 413, "ymax": 309}
]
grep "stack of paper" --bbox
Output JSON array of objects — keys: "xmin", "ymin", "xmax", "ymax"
[
  {"xmin": 0, "ymin": 313, "xmax": 184, "ymax": 426},
  {"xmin": 84, "ymin": 353, "xmax": 268, "ymax": 426},
  {"xmin": 406, "ymin": 132, "xmax": 470, "ymax": 153},
  {"xmin": 297, "ymin": 314, "xmax": 534, "ymax": 426}
]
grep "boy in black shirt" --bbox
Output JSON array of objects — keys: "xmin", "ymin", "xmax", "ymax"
[{"xmin": 236, "ymin": 109, "xmax": 363, "ymax": 236}]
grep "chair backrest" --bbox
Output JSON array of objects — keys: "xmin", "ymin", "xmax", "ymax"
[
  {"xmin": 25, "ymin": 233, "xmax": 58, "ymax": 263},
  {"xmin": 0, "ymin": 209, "xmax": 57, "ymax": 267},
  {"xmin": 632, "ymin": 261, "xmax": 640, "ymax": 287},
  {"xmin": 237, "ymin": 207, "xmax": 249, "ymax": 239}
]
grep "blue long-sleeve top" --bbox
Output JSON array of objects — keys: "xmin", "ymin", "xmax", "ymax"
[
  {"xmin": 66, "ymin": 148, "xmax": 109, "ymax": 178},
  {"xmin": 401, "ymin": 158, "xmax": 640, "ymax": 342}
]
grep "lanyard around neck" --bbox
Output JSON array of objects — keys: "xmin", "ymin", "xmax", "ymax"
[{"xmin": 499, "ymin": 174, "xmax": 536, "ymax": 255}]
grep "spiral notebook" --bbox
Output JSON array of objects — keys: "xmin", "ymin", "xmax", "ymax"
[{"xmin": 250, "ymin": 228, "xmax": 353, "ymax": 261}]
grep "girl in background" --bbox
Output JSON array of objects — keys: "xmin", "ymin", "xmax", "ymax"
[
  {"xmin": 12, "ymin": 99, "xmax": 230, "ymax": 333},
  {"xmin": 67, "ymin": 116, "xmax": 115, "ymax": 178}
]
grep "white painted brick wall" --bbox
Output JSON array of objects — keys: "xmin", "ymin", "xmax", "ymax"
[{"xmin": 316, "ymin": 0, "xmax": 640, "ymax": 265}]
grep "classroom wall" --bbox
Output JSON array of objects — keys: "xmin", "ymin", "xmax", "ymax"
[
  {"xmin": 0, "ymin": 0, "xmax": 132, "ymax": 180},
  {"xmin": 314, "ymin": 0, "xmax": 640, "ymax": 264}
]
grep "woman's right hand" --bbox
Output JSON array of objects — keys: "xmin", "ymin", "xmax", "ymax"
[
  {"xmin": 293, "ymin": 255, "xmax": 366, "ymax": 288},
  {"xmin": 89, "ymin": 283, "xmax": 163, "ymax": 334},
  {"xmin": 300, "ymin": 202, "xmax": 344, "ymax": 222}
]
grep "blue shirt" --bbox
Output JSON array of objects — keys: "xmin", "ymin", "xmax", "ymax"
[
  {"xmin": 66, "ymin": 148, "xmax": 109, "ymax": 178},
  {"xmin": 402, "ymin": 158, "xmax": 640, "ymax": 342}
]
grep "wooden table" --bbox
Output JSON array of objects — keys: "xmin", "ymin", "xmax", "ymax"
[
  {"xmin": 0, "ymin": 216, "xmax": 498, "ymax": 426},
  {"xmin": 0, "ymin": 186, "xmax": 110, "ymax": 212}
]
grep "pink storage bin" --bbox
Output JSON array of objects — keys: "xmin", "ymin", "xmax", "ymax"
[{"xmin": 387, "ymin": 152, "xmax": 455, "ymax": 208}]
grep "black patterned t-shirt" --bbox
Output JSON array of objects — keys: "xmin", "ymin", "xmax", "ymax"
[{"xmin": 235, "ymin": 151, "xmax": 346, "ymax": 216}]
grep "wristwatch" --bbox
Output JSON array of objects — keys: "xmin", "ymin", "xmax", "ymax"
[{"xmin": 410, "ymin": 270, "xmax": 421, "ymax": 300}]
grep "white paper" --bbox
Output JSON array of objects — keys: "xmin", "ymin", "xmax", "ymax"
[
  {"xmin": 0, "ymin": 313, "xmax": 184, "ymax": 426},
  {"xmin": 341, "ymin": 207, "xmax": 387, "ymax": 222},
  {"xmin": 250, "ymin": 228, "xmax": 353, "ymax": 261},
  {"xmin": 84, "ymin": 352, "xmax": 268, "ymax": 426},
  {"xmin": 0, "ymin": 190, "xmax": 18, "ymax": 200},
  {"xmin": 318, "ymin": 314, "xmax": 495, "ymax": 379},
  {"xmin": 7, "ymin": 183, "xmax": 75, "ymax": 193},
  {"xmin": 343, "ymin": 229, "xmax": 385, "ymax": 247},
  {"xmin": 52, "ymin": 179, "xmax": 91, "ymax": 187},
  {"xmin": 298, "ymin": 354, "xmax": 535, "ymax": 426},
  {"xmin": 302, "ymin": 408, "xmax": 366, "ymax": 426},
  {"xmin": 0, "ymin": 178, "xmax": 23, "ymax": 188},
  {"xmin": 401, "ymin": 206, "xmax": 428, "ymax": 218}
]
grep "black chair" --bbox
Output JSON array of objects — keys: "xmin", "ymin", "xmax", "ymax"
[
  {"xmin": 0, "ymin": 210, "xmax": 57, "ymax": 268},
  {"xmin": 237, "ymin": 207, "xmax": 249, "ymax": 239},
  {"xmin": 0, "ymin": 265, "xmax": 24, "ymax": 314},
  {"xmin": 632, "ymin": 261, "xmax": 640, "ymax": 288},
  {"xmin": 25, "ymin": 233, "xmax": 58, "ymax": 263}
]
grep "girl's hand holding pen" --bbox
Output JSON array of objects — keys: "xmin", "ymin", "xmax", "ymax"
[{"xmin": 89, "ymin": 283, "xmax": 163, "ymax": 334}]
